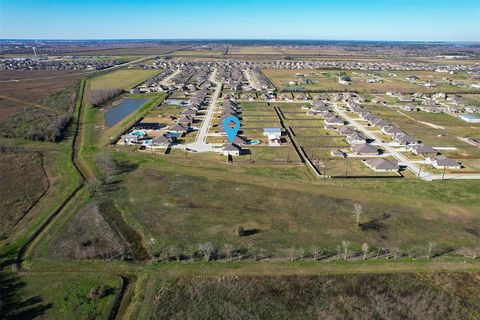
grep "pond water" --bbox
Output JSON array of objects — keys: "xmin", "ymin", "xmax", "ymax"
[{"xmin": 104, "ymin": 98, "xmax": 149, "ymax": 127}]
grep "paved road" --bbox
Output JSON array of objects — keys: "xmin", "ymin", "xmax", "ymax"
[
  {"xmin": 333, "ymin": 104, "xmax": 480, "ymax": 181},
  {"xmin": 186, "ymin": 69, "xmax": 222, "ymax": 153},
  {"xmin": 160, "ymin": 68, "xmax": 181, "ymax": 87}
]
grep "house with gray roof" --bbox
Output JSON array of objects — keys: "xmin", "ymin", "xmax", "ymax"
[
  {"xmin": 426, "ymin": 156, "xmax": 461, "ymax": 169},
  {"xmin": 222, "ymin": 143, "xmax": 242, "ymax": 156},
  {"xmin": 364, "ymin": 158, "xmax": 399, "ymax": 172},
  {"xmin": 408, "ymin": 144, "xmax": 438, "ymax": 158},
  {"xmin": 350, "ymin": 144, "xmax": 379, "ymax": 155}
]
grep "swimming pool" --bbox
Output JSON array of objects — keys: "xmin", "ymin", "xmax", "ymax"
[{"xmin": 247, "ymin": 140, "xmax": 260, "ymax": 145}]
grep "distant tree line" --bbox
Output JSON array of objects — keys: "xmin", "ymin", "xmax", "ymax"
[{"xmin": 89, "ymin": 88, "xmax": 123, "ymax": 107}]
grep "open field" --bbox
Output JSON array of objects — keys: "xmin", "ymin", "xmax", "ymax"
[
  {"xmin": 34, "ymin": 149, "xmax": 479, "ymax": 262},
  {"xmin": 141, "ymin": 272, "xmax": 480, "ymax": 319},
  {"xmin": 0, "ymin": 150, "xmax": 49, "ymax": 236},
  {"xmin": 0, "ymin": 70, "xmax": 85, "ymax": 141},
  {"xmin": 88, "ymin": 69, "xmax": 160, "ymax": 91}
]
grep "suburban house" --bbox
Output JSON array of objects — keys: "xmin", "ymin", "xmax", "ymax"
[
  {"xmin": 350, "ymin": 144, "xmax": 379, "ymax": 155},
  {"xmin": 177, "ymin": 116, "xmax": 193, "ymax": 125},
  {"xmin": 151, "ymin": 134, "xmax": 174, "ymax": 147},
  {"xmin": 364, "ymin": 158, "xmax": 399, "ymax": 172},
  {"xmin": 408, "ymin": 144, "xmax": 438, "ymax": 158},
  {"xmin": 338, "ymin": 126, "xmax": 356, "ymax": 136},
  {"xmin": 324, "ymin": 115, "xmax": 346, "ymax": 126},
  {"xmin": 121, "ymin": 134, "xmax": 140, "ymax": 145},
  {"xmin": 263, "ymin": 127, "xmax": 282, "ymax": 146},
  {"xmin": 393, "ymin": 133, "xmax": 418, "ymax": 145},
  {"xmin": 330, "ymin": 149, "xmax": 346, "ymax": 157},
  {"xmin": 346, "ymin": 132, "xmax": 368, "ymax": 145},
  {"xmin": 168, "ymin": 123, "xmax": 189, "ymax": 134},
  {"xmin": 222, "ymin": 143, "xmax": 242, "ymax": 156},
  {"xmin": 381, "ymin": 125, "xmax": 403, "ymax": 137},
  {"xmin": 426, "ymin": 156, "xmax": 461, "ymax": 170}
]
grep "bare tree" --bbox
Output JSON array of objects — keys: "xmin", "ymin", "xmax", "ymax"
[
  {"xmin": 188, "ymin": 244, "xmax": 196, "ymax": 262},
  {"xmin": 426, "ymin": 242, "xmax": 436, "ymax": 259},
  {"xmin": 89, "ymin": 87, "xmax": 123, "ymax": 107},
  {"xmin": 342, "ymin": 241, "xmax": 350, "ymax": 260},
  {"xmin": 392, "ymin": 247, "xmax": 401, "ymax": 260},
  {"xmin": 223, "ymin": 243, "xmax": 235, "ymax": 261},
  {"xmin": 198, "ymin": 242, "xmax": 215, "ymax": 261},
  {"xmin": 362, "ymin": 242, "xmax": 369, "ymax": 260},
  {"xmin": 298, "ymin": 248, "xmax": 305, "ymax": 261},
  {"xmin": 353, "ymin": 203, "xmax": 363, "ymax": 226},
  {"xmin": 95, "ymin": 152, "xmax": 116, "ymax": 178},
  {"xmin": 310, "ymin": 246, "xmax": 321, "ymax": 260},
  {"xmin": 336, "ymin": 245, "xmax": 342, "ymax": 260}
]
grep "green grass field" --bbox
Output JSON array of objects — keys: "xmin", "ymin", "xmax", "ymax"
[{"xmin": 89, "ymin": 69, "xmax": 159, "ymax": 91}]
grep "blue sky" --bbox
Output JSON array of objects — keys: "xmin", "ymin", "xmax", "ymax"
[{"xmin": 1, "ymin": 0, "xmax": 479, "ymax": 41}]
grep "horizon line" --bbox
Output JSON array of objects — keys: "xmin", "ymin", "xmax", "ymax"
[{"xmin": 1, "ymin": 38, "xmax": 479, "ymax": 44}]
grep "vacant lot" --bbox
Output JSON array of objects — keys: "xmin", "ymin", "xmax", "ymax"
[
  {"xmin": 76, "ymin": 150, "xmax": 480, "ymax": 261},
  {"xmin": 0, "ymin": 150, "xmax": 48, "ymax": 236},
  {"xmin": 88, "ymin": 69, "xmax": 159, "ymax": 91},
  {"xmin": 146, "ymin": 273, "xmax": 480, "ymax": 319}
]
